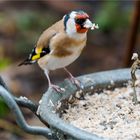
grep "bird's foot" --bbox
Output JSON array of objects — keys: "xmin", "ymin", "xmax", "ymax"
[
  {"xmin": 69, "ymin": 77, "xmax": 85, "ymax": 100},
  {"xmin": 50, "ymin": 84, "xmax": 65, "ymax": 93},
  {"xmin": 69, "ymin": 77, "xmax": 84, "ymax": 89}
]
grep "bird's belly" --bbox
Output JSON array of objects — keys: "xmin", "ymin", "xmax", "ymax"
[{"xmin": 47, "ymin": 46, "xmax": 84, "ymax": 70}]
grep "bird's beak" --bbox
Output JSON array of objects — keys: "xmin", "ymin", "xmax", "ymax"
[
  {"xmin": 83, "ymin": 19, "xmax": 93, "ymax": 28},
  {"xmin": 83, "ymin": 19, "xmax": 99, "ymax": 30}
]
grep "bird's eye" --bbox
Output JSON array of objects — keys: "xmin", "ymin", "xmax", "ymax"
[{"xmin": 75, "ymin": 18, "xmax": 86, "ymax": 25}]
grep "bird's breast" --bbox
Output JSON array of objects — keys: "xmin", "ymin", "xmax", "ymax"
[{"xmin": 47, "ymin": 44, "xmax": 85, "ymax": 70}]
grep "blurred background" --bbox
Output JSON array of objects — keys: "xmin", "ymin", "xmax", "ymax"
[{"xmin": 0, "ymin": 0, "xmax": 140, "ymax": 139}]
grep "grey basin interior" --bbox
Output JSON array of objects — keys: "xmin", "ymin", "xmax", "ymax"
[{"xmin": 38, "ymin": 68, "xmax": 132, "ymax": 140}]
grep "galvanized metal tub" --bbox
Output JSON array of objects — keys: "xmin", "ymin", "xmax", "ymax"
[{"xmin": 37, "ymin": 68, "xmax": 131, "ymax": 140}]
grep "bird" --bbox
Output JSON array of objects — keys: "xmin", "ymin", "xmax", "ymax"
[{"xmin": 19, "ymin": 10, "xmax": 98, "ymax": 93}]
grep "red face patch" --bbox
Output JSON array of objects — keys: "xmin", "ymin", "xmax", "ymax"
[
  {"xmin": 76, "ymin": 24, "xmax": 88, "ymax": 33},
  {"xmin": 76, "ymin": 13, "xmax": 89, "ymax": 19}
]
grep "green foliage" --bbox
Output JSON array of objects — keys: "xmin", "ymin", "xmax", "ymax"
[
  {"xmin": 0, "ymin": 59, "xmax": 11, "ymax": 70},
  {"xmin": 0, "ymin": 97, "xmax": 9, "ymax": 117},
  {"xmin": 95, "ymin": 1, "xmax": 131, "ymax": 32},
  {"xmin": 16, "ymin": 11, "xmax": 55, "ymax": 31},
  {"xmin": 0, "ymin": 13, "xmax": 6, "ymax": 24},
  {"xmin": 16, "ymin": 12, "xmax": 39, "ymax": 30},
  {"xmin": 14, "ymin": 10, "xmax": 56, "ymax": 55}
]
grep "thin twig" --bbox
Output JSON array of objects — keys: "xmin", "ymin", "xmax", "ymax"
[{"xmin": 131, "ymin": 53, "xmax": 140, "ymax": 104}]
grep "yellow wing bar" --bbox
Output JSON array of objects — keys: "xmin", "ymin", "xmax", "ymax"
[{"xmin": 31, "ymin": 54, "xmax": 41, "ymax": 61}]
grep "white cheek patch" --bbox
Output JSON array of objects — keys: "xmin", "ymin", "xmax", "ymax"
[{"xmin": 66, "ymin": 18, "xmax": 77, "ymax": 34}]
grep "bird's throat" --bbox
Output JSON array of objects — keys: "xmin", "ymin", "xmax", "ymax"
[{"xmin": 76, "ymin": 24, "xmax": 88, "ymax": 33}]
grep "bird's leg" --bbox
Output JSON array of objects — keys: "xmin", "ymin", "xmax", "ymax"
[
  {"xmin": 44, "ymin": 70, "xmax": 65, "ymax": 93},
  {"xmin": 64, "ymin": 68, "xmax": 84, "ymax": 89}
]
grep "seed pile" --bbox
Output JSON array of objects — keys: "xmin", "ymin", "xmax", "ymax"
[{"xmin": 62, "ymin": 82, "xmax": 140, "ymax": 140}]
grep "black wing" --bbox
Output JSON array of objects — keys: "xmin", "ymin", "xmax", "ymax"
[{"xmin": 18, "ymin": 47, "xmax": 50, "ymax": 66}]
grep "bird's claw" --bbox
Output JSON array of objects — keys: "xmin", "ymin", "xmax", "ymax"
[
  {"xmin": 70, "ymin": 78, "xmax": 85, "ymax": 100},
  {"xmin": 50, "ymin": 84, "xmax": 65, "ymax": 93},
  {"xmin": 70, "ymin": 77, "xmax": 84, "ymax": 89}
]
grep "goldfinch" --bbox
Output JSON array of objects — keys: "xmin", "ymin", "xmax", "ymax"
[{"xmin": 19, "ymin": 10, "xmax": 98, "ymax": 92}]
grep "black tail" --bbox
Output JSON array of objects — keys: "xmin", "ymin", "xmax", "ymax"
[{"xmin": 18, "ymin": 58, "xmax": 35, "ymax": 66}]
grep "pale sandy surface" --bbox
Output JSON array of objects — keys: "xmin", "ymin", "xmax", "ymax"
[{"xmin": 62, "ymin": 82, "xmax": 140, "ymax": 140}]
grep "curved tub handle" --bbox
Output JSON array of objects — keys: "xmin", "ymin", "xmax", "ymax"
[{"xmin": 0, "ymin": 85, "xmax": 57, "ymax": 139}]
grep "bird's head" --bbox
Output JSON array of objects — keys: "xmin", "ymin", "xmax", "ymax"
[{"xmin": 64, "ymin": 10, "xmax": 94, "ymax": 35}]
